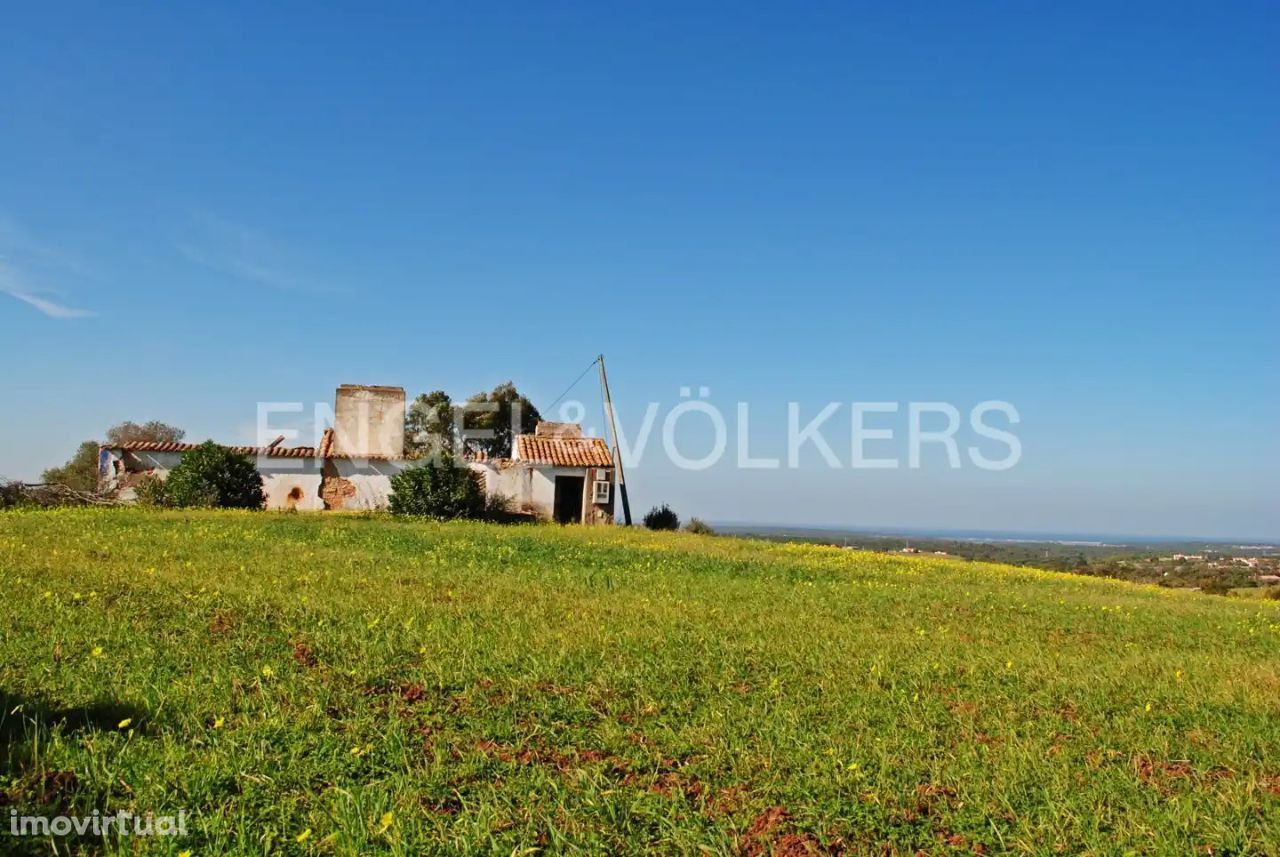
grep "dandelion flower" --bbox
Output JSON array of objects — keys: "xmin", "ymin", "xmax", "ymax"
[
  {"xmin": 296, "ymin": 829, "xmax": 312, "ymax": 843},
  {"xmin": 261, "ymin": 665, "xmax": 274, "ymax": 678},
  {"xmin": 213, "ymin": 717, "xmax": 225, "ymax": 729},
  {"xmin": 91, "ymin": 646, "xmax": 104, "ymax": 658},
  {"xmin": 117, "ymin": 718, "xmax": 132, "ymax": 729},
  {"xmin": 378, "ymin": 811, "xmax": 394, "ymax": 833}
]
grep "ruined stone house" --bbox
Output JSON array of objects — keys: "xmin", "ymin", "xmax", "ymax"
[{"xmin": 98, "ymin": 384, "xmax": 616, "ymax": 524}]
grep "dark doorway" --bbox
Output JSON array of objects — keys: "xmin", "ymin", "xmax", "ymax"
[{"xmin": 553, "ymin": 476, "xmax": 585, "ymax": 523}]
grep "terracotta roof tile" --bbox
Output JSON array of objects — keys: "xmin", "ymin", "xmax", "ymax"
[
  {"xmin": 112, "ymin": 433, "xmax": 407, "ymax": 461},
  {"xmin": 114, "ymin": 441, "xmax": 318, "ymax": 459},
  {"xmin": 318, "ymin": 428, "xmax": 336, "ymax": 458},
  {"xmin": 515, "ymin": 434, "xmax": 612, "ymax": 467}
]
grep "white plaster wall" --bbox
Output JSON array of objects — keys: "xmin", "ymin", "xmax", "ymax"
[
  {"xmin": 330, "ymin": 458, "xmax": 415, "ymax": 510},
  {"xmin": 477, "ymin": 464, "xmax": 591, "ymax": 520},
  {"xmin": 530, "ymin": 467, "xmax": 559, "ymax": 517},
  {"xmin": 258, "ymin": 458, "xmax": 325, "ymax": 511},
  {"xmin": 477, "ymin": 463, "xmax": 541, "ymax": 516},
  {"xmin": 126, "ymin": 450, "xmax": 184, "ymax": 472}
]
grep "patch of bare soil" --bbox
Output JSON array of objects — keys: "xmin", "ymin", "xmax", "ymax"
[{"xmin": 291, "ymin": 641, "xmax": 318, "ymax": 667}]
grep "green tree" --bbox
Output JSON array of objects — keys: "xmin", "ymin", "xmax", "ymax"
[
  {"xmin": 388, "ymin": 455, "xmax": 484, "ymax": 519},
  {"xmin": 462, "ymin": 382, "xmax": 541, "ymax": 459},
  {"xmin": 41, "ymin": 441, "xmax": 101, "ymax": 492},
  {"xmin": 105, "ymin": 421, "xmax": 185, "ymax": 446},
  {"xmin": 164, "ymin": 441, "xmax": 264, "ymax": 509},
  {"xmin": 42, "ymin": 421, "xmax": 186, "ymax": 492},
  {"xmin": 404, "ymin": 390, "xmax": 456, "ymax": 458}
]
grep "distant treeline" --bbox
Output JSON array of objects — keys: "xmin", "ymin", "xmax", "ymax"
[{"xmin": 719, "ymin": 526, "xmax": 1280, "ymax": 594}]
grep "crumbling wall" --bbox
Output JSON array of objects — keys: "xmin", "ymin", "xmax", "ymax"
[
  {"xmin": 333, "ymin": 385, "xmax": 406, "ymax": 458},
  {"xmin": 325, "ymin": 458, "xmax": 415, "ymax": 510}
]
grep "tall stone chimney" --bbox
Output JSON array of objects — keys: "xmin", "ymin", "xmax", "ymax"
[{"xmin": 333, "ymin": 385, "xmax": 405, "ymax": 458}]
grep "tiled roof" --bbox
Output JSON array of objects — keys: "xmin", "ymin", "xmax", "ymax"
[
  {"xmin": 114, "ymin": 441, "xmax": 318, "ymax": 459},
  {"xmin": 112, "ymin": 434, "xmax": 408, "ymax": 461},
  {"xmin": 318, "ymin": 428, "xmax": 336, "ymax": 458},
  {"xmin": 515, "ymin": 434, "xmax": 612, "ymax": 467}
]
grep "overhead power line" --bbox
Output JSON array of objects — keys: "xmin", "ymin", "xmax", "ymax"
[{"xmin": 547, "ymin": 357, "xmax": 601, "ymax": 412}]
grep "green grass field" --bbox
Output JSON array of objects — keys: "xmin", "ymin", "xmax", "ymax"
[{"xmin": 1, "ymin": 510, "xmax": 1278, "ymax": 855}]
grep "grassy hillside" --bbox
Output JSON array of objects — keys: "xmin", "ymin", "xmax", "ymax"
[{"xmin": 1, "ymin": 510, "xmax": 1277, "ymax": 855}]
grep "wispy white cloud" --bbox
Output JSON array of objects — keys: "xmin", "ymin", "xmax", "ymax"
[
  {"xmin": 175, "ymin": 242, "xmax": 319, "ymax": 292},
  {"xmin": 0, "ymin": 213, "xmax": 93, "ymax": 278},
  {"xmin": 175, "ymin": 212, "xmax": 338, "ymax": 294},
  {"xmin": 0, "ymin": 283, "xmax": 95, "ymax": 318},
  {"xmin": 0, "ymin": 214, "xmax": 95, "ymax": 319}
]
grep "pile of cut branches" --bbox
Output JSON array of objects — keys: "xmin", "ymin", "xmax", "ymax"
[{"xmin": 0, "ymin": 480, "xmax": 119, "ymax": 509}]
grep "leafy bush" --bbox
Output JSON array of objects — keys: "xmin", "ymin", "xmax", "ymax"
[
  {"xmin": 133, "ymin": 475, "xmax": 169, "ymax": 507},
  {"xmin": 643, "ymin": 504, "xmax": 680, "ymax": 531},
  {"xmin": 164, "ymin": 442, "xmax": 264, "ymax": 509},
  {"xmin": 1266, "ymin": 587, "xmax": 1280, "ymax": 601},
  {"xmin": 1198, "ymin": 579, "xmax": 1232, "ymax": 597},
  {"xmin": 685, "ymin": 517, "xmax": 715, "ymax": 535},
  {"xmin": 389, "ymin": 456, "xmax": 485, "ymax": 520}
]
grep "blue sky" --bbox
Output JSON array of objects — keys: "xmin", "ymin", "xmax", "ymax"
[{"xmin": 1, "ymin": 2, "xmax": 1276, "ymax": 539}]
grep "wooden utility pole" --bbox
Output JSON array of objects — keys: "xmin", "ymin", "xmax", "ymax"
[{"xmin": 598, "ymin": 354, "xmax": 633, "ymax": 525}]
